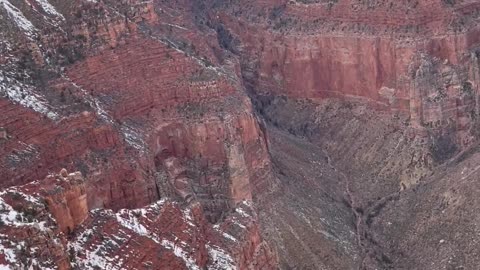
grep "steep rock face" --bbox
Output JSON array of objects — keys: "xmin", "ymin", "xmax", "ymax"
[
  {"xmin": 203, "ymin": 1, "xmax": 480, "ymax": 268},
  {"xmin": 41, "ymin": 169, "xmax": 89, "ymax": 234},
  {"xmin": 0, "ymin": 0, "xmax": 276, "ymax": 216},
  {"xmin": 152, "ymin": 111, "xmax": 273, "ymax": 213},
  {"xmin": 64, "ymin": 34, "xmax": 275, "ymax": 214},
  {"xmin": 0, "ymin": 171, "xmax": 83, "ymax": 270},
  {"xmin": 0, "ymin": 0, "xmax": 278, "ymax": 268},
  {"xmin": 212, "ymin": 0, "xmax": 480, "ymax": 148},
  {"xmin": 2, "ymin": 0, "xmax": 480, "ymax": 269}
]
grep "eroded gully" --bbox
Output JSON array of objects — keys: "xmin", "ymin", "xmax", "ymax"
[{"xmin": 321, "ymin": 148, "xmax": 396, "ymax": 270}]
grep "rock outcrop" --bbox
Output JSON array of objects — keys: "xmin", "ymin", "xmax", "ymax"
[
  {"xmin": 71, "ymin": 200, "xmax": 276, "ymax": 270},
  {"xmin": 0, "ymin": 170, "xmax": 82, "ymax": 270},
  {"xmin": 41, "ymin": 169, "xmax": 89, "ymax": 234},
  {"xmin": 0, "ymin": 170, "xmax": 276, "ymax": 269}
]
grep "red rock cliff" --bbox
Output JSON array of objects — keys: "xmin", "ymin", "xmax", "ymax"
[
  {"xmin": 0, "ymin": 0, "xmax": 278, "ymax": 268},
  {"xmin": 213, "ymin": 0, "xmax": 480, "ymax": 148},
  {"xmin": 41, "ymin": 169, "xmax": 89, "ymax": 234}
]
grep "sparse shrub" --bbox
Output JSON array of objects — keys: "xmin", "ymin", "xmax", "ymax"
[
  {"xmin": 461, "ymin": 81, "xmax": 473, "ymax": 95},
  {"xmin": 430, "ymin": 133, "xmax": 458, "ymax": 163},
  {"xmin": 442, "ymin": 0, "xmax": 456, "ymax": 6}
]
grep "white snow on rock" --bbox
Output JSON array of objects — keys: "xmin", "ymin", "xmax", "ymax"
[
  {"xmin": 213, "ymin": 224, "xmax": 238, "ymax": 242},
  {"xmin": 64, "ymin": 76, "xmax": 147, "ymax": 152},
  {"xmin": 0, "ymin": 239, "xmax": 55, "ymax": 270},
  {"xmin": 183, "ymin": 207, "xmax": 195, "ymax": 227},
  {"xmin": 6, "ymin": 142, "xmax": 40, "ymax": 165},
  {"xmin": 235, "ymin": 206, "xmax": 249, "ymax": 218},
  {"xmin": 0, "ymin": 38, "xmax": 12, "ymax": 51},
  {"xmin": 0, "ymin": 0, "xmax": 37, "ymax": 38},
  {"xmin": 221, "ymin": 232, "xmax": 238, "ymax": 242},
  {"xmin": 34, "ymin": 0, "xmax": 64, "ymax": 20},
  {"xmin": 120, "ymin": 124, "xmax": 147, "ymax": 152},
  {"xmin": 0, "ymin": 189, "xmax": 60, "ymax": 269},
  {"xmin": 69, "ymin": 226, "xmax": 127, "ymax": 270},
  {"xmin": 70, "ymin": 199, "xmax": 240, "ymax": 270},
  {"xmin": 0, "ymin": 192, "xmax": 50, "ymax": 232},
  {"xmin": 0, "ymin": 73, "xmax": 59, "ymax": 120},
  {"xmin": 65, "ymin": 77, "xmax": 114, "ymax": 124},
  {"xmin": 0, "ymin": 242, "xmax": 16, "ymax": 266},
  {"xmin": 207, "ymin": 244, "xmax": 236, "ymax": 270},
  {"xmin": 115, "ymin": 209, "xmax": 150, "ymax": 237},
  {"xmin": 161, "ymin": 239, "xmax": 201, "ymax": 270},
  {"xmin": 73, "ymin": 200, "xmax": 205, "ymax": 270}
]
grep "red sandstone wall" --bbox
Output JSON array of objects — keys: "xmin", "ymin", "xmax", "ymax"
[
  {"xmin": 0, "ymin": 0, "xmax": 276, "ymax": 215},
  {"xmin": 42, "ymin": 170, "xmax": 89, "ymax": 233},
  {"xmin": 215, "ymin": 1, "xmax": 480, "ymax": 147}
]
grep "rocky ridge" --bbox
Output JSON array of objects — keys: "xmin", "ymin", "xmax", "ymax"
[{"xmin": 0, "ymin": 170, "xmax": 276, "ymax": 269}]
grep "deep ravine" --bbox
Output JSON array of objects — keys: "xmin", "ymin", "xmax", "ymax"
[{"xmin": 321, "ymin": 148, "xmax": 399, "ymax": 270}]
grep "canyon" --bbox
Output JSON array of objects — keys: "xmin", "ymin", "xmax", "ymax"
[{"xmin": 0, "ymin": 0, "xmax": 480, "ymax": 269}]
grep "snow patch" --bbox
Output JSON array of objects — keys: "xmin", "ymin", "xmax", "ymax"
[
  {"xmin": 34, "ymin": 0, "xmax": 64, "ymax": 20},
  {"xmin": 113, "ymin": 199, "xmax": 168, "ymax": 244},
  {"xmin": 72, "ymin": 200, "xmax": 206, "ymax": 270},
  {"xmin": 115, "ymin": 210, "xmax": 149, "ymax": 237},
  {"xmin": 65, "ymin": 76, "xmax": 147, "ymax": 152},
  {"xmin": 65, "ymin": 78, "xmax": 114, "ymax": 124},
  {"xmin": 221, "ymin": 232, "xmax": 237, "ymax": 242},
  {"xmin": 213, "ymin": 224, "xmax": 238, "ymax": 242},
  {"xmin": 161, "ymin": 239, "xmax": 200, "ymax": 270},
  {"xmin": 120, "ymin": 124, "xmax": 147, "ymax": 152},
  {"xmin": 0, "ymin": 193, "xmax": 50, "ymax": 232},
  {"xmin": 233, "ymin": 219, "xmax": 246, "ymax": 230},
  {"xmin": 0, "ymin": 243, "xmax": 16, "ymax": 266},
  {"xmin": 161, "ymin": 22, "xmax": 189, "ymax": 31},
  {"xmin": 0, "ymin": 0, "xmax": 37, "ymax": 38},
  {"xmin": 0, "ymin": 73, "xmax": 58, "ymax": 119},
  {"xmin": 207, "ymin": 244, "xmax": 236, "ymax": 270},
  {"xmin": 183, "ymin": 207, "xmax": 195, "ymax": 227},
  {"xmin": 235, "ymin": 207, "xmax": 249, "ymax": 218},
  {"xmin": 6, "ymin": 142, "xmax": 40, "ymax": 165},
  {"xmin": 69, "ymin": 226, "xmax": 127, "ymax": 270}
]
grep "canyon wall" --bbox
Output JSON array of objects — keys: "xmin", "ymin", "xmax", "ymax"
[
  {"xmin": 0, "ymin": 0, "xmax": 277, "ymax": 213},
  {"xmin": 0, "ymin": 0, "xmax": 278, "ymax": 268},
  {"xmin": 2, "ymin": 0, "xmax": 480, "ymax": 269},
  {"xmin": 205, "ymin": 1, "xmax": 480, "ymax": 268},
  {"xmin": 213, "ymin": 0, "xmax": 480, "ymax": 149}
]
